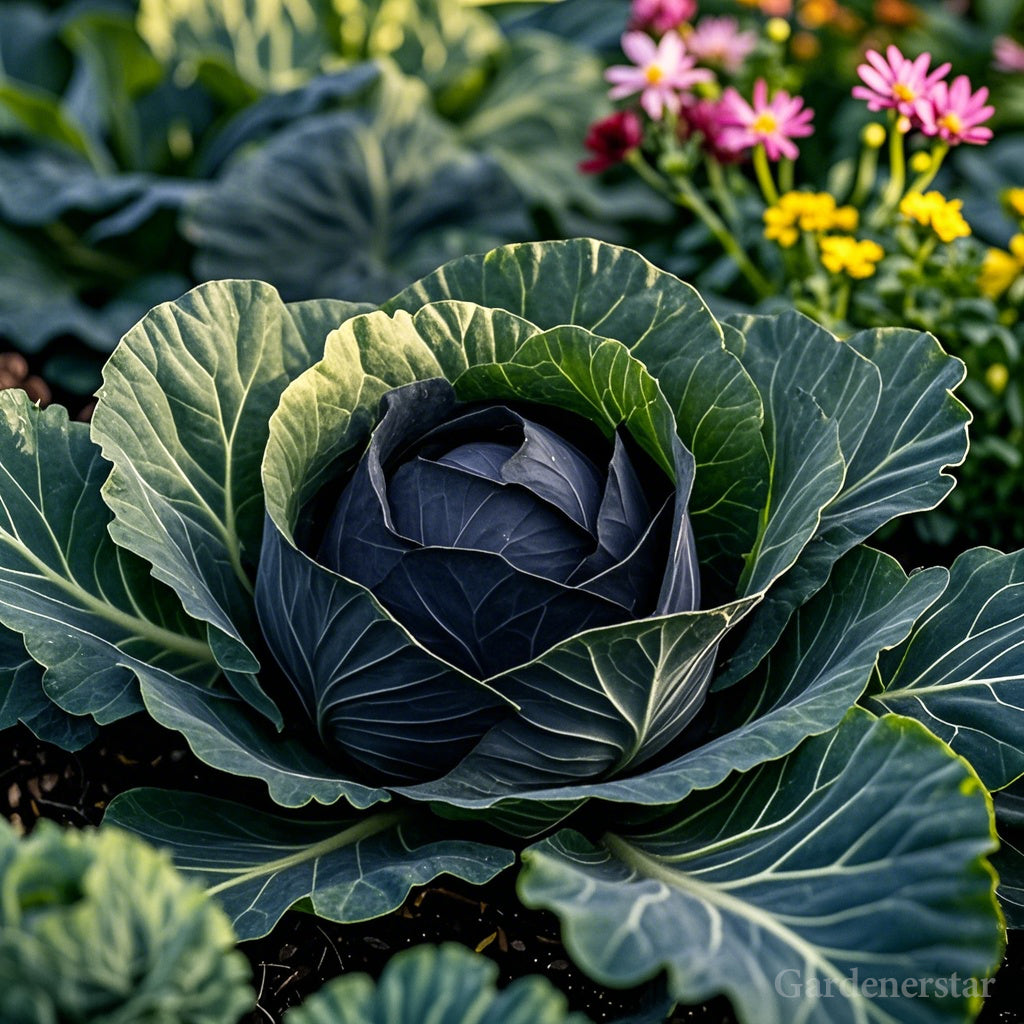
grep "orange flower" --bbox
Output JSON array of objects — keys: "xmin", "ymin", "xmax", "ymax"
[
  {"xmin": 873, "ymin": 0, "xmax": 920, "ymax": 27},
  {"xmin": 798, "ymin": 0, "xmax": 836, "ymax": 29}
]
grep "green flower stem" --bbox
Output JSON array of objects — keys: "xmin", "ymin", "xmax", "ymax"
[
  {"xmin": 875, "ymin": 113, "xmax": 906, "ymax": 222},
  {"xmin": 908, "ymin": 142, "xmax": 950, "ymax": 194},
  {"xmin": 626, "ymin": 150, "xmax": 773, "ymax": 298},
  {"xmin": 753, "ymin": 145, "xmax": 780, "ymax": 205},
  {"xmin": 833, "ymin": 278, "xmax": 851, "ymax": 325},
  {"xmin": 778, "ymin": 157, "xmax": 795, "ymax": 194},
  {"xmin": 707, "ymin": 157, "xmax": 739, "ymax": 227},
  {"xmin": 850, "ymin": 141, "xmax": 880, "ymax": 208}
]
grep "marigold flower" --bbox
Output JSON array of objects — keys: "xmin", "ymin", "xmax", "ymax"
[
  {"xmin": 580, "ymin": 110, "xmax": 645, "ymax": 174},
  {"xmin": 799, "ymin": 0, "xmax": 837, "ymax": 29},
  {"xmin": 819, "ymin": 235, "xmax": 886, "ymax": 278},
  {"xmin": 686, "ymin": 17, "xmax": 758, "ymax": 72},
  {"xmin": 718, "ymin": 79, "xmax": 815, "ymax": 161},
  {"xmin": 919, "ymin": 75, "xmax": 994, "ymax": 146},
  {"xmin": 899, "ymin": 190, "xmax": 971, "ymax": 242},
  {"xmin": 979, "ymin": 235, "xmax": 1024, "ymax": 299},
  {"xmin": 852, "ymin": 45, "xmax": 950, "ymax": 121},
  {"xmin": 763, "ymin": 192, "xmax": 859, "ymax": 246},
  {"xmin": 1005, "ymin": 189, "xmax": 1024, "ymax": 220},
  {"xmin": 628, "ymin": 0, "xmax": 696, "ymax": 35},
  {"xmin": 607, "ymin": 31, "xmax": 714, "ymax": 120}
]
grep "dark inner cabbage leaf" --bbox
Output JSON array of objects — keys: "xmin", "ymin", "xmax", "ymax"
[{"xmin": 315, "ymin": 378, "xmax": 696, "ymax": 678}]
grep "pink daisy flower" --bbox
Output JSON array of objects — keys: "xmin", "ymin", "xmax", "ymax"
[
  {"xmin": 994, "ymin": 36, "xmax": 1024, "ymax": 74},
  {"xmin": 685, "ymin": 17, "xmax": 758, "ymax": 74},
  {"xmin": 852, "ymin": 45, "xmax": 951, "ymax": 121},
  {"xmin": 717, "ymin": 79, "xmax": 815, "ymax": 161},
  {"xmin": 919, "ymin": 75, "xmax": 994, "ymax": 146},
  {"xmin": 606, "ymin": 31, "xmax": 714, "ymax": 121},
  {"xmin": 628, "ymin": 0, "xmax": 696, "ymax": 35}
]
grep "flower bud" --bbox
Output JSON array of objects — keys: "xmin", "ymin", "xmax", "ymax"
[
  {"xmin": 986, "ymin": 364, "xmax": 1009, "ymax": 395},
  {"xmin": 765, "ymin": 17, "xmax": 791, "ymax": 41},
  {"xmin": 862, "ymin": 123, "xmax": 886, "ymax": 149},
  {"xmin": 909, "ymin": 151, "xmax": 932, "ymax": 173}
]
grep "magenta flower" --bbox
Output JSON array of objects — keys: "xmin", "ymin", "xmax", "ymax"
[
  {"xmin": 606, "ymin": 31, "xmax": 714, "ymax": 121},
  {"xmin": 681, "ymin": 98, "xmax": 746, "ymax": 163},
  {"xmin": 717, "ymin": 79, "xmax": 815, "ymax": 161},
  {"xmin": 994, "ymin": 36, "xmax": 1024, "ymax": 74},
  {"xmin": 628, "ymin": 0, "xmax": 696, "ymax": 35},
  {"xmin": 579, "ymin": 110, "xmax": 645, "ymax": 173},
  {"xmin": 919, "ymin": 75, "xmax": 994, "ymax": 145},
  {"xmin": 685, "ymin": 17, "xmax": 758, "ymax": 73},
  {"xmin": 852, "ymin": 45, "xmax": 950, "ymax": 121}
]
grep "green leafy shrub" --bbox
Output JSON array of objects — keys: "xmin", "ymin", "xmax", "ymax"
[
  {"xmin": 287, "ymin": 943, "xmax": 593, "ymax": 1024},
  {"xmin": 0, "ymin": 818, "xmax": 254, "ymax": 1024}
]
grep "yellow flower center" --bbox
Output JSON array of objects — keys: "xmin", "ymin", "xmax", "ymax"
[
  {"xmin": 893, "ymin": 83, "xmax": 916, "ymax": 102},
  {"xmin": 645, "ymin": 64, "xmax": 665, "ymax": 85},
  {"xmin": 938, "ymin": 112, "xmax": 963, "ymax": 135},
  {"xmin": 752, "ymin": 111, "xmax": 778, "ymax": 135}
]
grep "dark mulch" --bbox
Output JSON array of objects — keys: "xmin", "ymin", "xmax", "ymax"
[{"xmin": 1, "ymin": 717, "xmax": 1022, "ymax": 1022}]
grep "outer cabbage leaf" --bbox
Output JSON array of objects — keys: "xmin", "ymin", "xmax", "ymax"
[
  {"xmin": 196, "ymin": 63, "xmax": 380, "ymax": 174},
  {"xmin": 285, "ymin": 944, "xmax": 592, "ymax": 1024},
  {"xmin": 184, "ymin": 71, "xmax": 530, "ymax": 306},
  {"xmin": 0, "ymin": 627, "xmax": 97, "ymax": 750},
  {"xmin": 993, "ymin": 781, "xmax": 1024, "ymax": 928},
  {"xmin": 90, "ymin": 279, "xmax": 370, "ymax": 701},
  {"xmin": 401, "ymin": 545, "xmax": 946, "ymax": 814},
  {"xmin": 457, "ymin": 33, "xmax": 606, "ymax": 213},
  {"xmin": 133, "ymin": 662, "xmax": 387, "ymax": 809},
  {"xmin": 870, "ymin": 546, "xmax": 1024, "ymax": 792},
  {"xmin": 0, "ymin": 3, "xmax": 67, "ymax": 96},
  {"xmin": 137, "ymin": 0, "xmax": 337, "ymax": 94},
  {"xmin": 0, "ymin": 391, "xmax": 217, "ymax": 724},
  {"xmin": 519, "ymin": 710, "xmax": 1002, "ymax": 1024},
  {"xmin": 718, "ymin": 316, "xmax": 970, "ymax": 686},
  {"xmin": 0, "ymin": 225, "xmax": 186, "ymax": 355},
  {"xmin": 105, "ymin": 788, "xmax": 515, "ymax": 940}
]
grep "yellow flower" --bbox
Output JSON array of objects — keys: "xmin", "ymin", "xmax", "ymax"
[
  {"xmin": 1005, "ymin": 188, "xmax": 1024, "ymax": 220},
  {"xmin": 833, "ymin": 205, "xmax": 859, "ymax": 231},
  {"xmin": 979, "ymin": 234, "xmax": 1024, "ymax": 299},
  {"xmin": 764, "ymin": 207, "xmax": 800, "ymax": 247},
  {"xmin": 819, "ymin": 235, "xmax": 885, "ymax": 278},
  {"xmin": 899, "ymin": 190, "xmax": 971, "ymax": 243},
  {"xmin": 762, "ymin": 191, "xmax": 859, "ymax": 247}
]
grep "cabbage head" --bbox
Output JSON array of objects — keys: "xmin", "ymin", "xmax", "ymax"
[{"xmin": 0, "ymin": 239, "xmax": 1020, "ymax": 1023}]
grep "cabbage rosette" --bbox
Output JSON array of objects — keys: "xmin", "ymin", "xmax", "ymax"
[{"xmin": 0, "ymin": 239, "xmax": 1018, "ymax": 1023}]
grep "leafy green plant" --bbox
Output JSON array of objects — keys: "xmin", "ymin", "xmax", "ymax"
[
  {"xmin": 0, "ymin": 237, "xmax": 1019, "ymax": 1021},
  {"xmin": 0, "ymin": 0, "xmax": 627, "ymax": 393},
  {"xmin": 0, "ymin": 817, "xmax": 253, "ymax": 1024},
  {"xmin": 287, "ymin": 943, "xmax": 593, "ymax": 1024}
]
